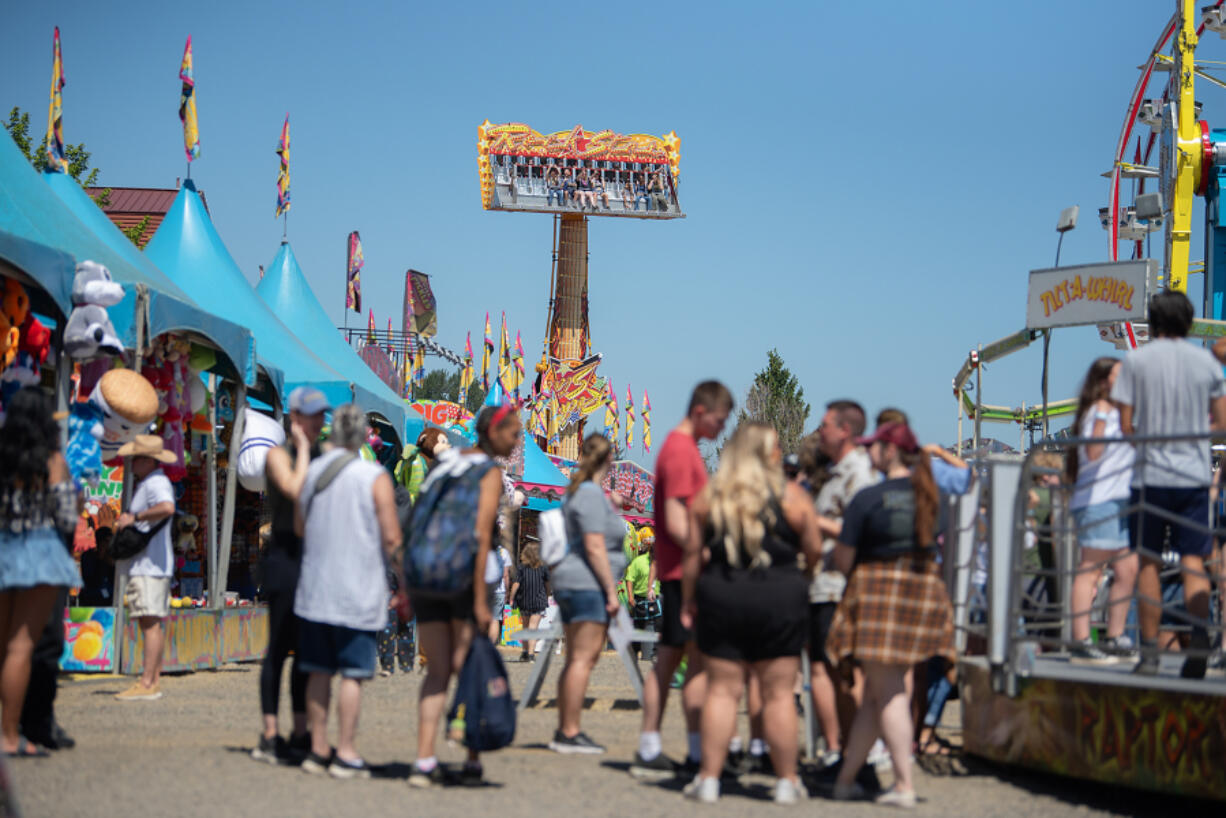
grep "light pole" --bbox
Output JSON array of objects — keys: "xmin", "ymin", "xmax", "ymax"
[{"xmin": 1043, "ymin": 206, "xmax": 1079, "ymax": 440}]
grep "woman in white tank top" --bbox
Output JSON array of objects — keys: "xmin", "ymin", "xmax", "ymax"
[{"xmin": 1067, "ymin": 358, "xmax": 1137, "ymax": 664}]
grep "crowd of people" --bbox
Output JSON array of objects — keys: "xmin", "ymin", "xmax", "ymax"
[
  {"xmin": 498, "ymin": 160, "xmax": 675, "ymax": 213},
  {"xmin": 3, "ymin": 288, "xmax": 1225, "ymax": 809}
]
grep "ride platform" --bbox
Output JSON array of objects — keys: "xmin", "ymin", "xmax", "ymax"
[{"xmin": 959, "ymin": 656, "xmax": 1226, "ymax": 801}]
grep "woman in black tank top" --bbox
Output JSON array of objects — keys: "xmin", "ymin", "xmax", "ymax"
[
  {"xmin": 253, "ymin": 402, "xmax": 325, "ymax": 764},
  {"xmin": 681, "ymin": 422, "xmax": 821, "ymax": 804}
]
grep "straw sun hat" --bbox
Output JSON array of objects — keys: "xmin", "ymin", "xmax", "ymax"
[{"xmin": 117, "ymin": 434, "xmax": 177, "ymax": 463}]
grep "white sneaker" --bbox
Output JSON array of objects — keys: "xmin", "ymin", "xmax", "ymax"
[
  {"xmin": 682, "ymin": 775, "xmax": 720, "ymax": 803},
  {"xmin": 819, "ymin": 749, "xmax": 842, "ymax": 769},
  {"xmin": 867, "ymin": 739, "xmax": 890, "ymax": 767},
  {"xmin": 773, "ymin": 777, "xmax": 808, "ymax": 805},
  {"xmin": 875, "ymin": 787, "xmax": 917, "ymax": 808}
]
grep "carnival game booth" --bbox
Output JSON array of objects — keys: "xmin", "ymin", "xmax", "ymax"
[
  {"xmin": 94, "ymin": 177, "xmax": 399, "ymax": 674},
  {"xmin": 0, "ymin": 132, "xmax": 273, "ymax": 674},
  {"xmin": 47, "ymin": 174, "xmax": 279, "ymax": 674}
]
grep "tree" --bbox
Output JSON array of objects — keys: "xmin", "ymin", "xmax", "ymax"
[
  {"xmin": 413, "ymin": 367, "xmax": 486, "ymax": 414},
  {"xmin": 4, "ymin": 106, "xmax": 111, "ymax": 209},
  {"xmin": 726, "ymin": 349, "xmax": 811, "ymax": 456}
]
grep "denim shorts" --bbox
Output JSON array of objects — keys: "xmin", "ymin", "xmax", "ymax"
[
  {"xmin": 554, "ymin": 588, "xmax": 608, "ymax": 625},
  {"xmin": 1073, "ymin": 499, "xmax": 1129, "ymax": 550},
  {"xmin": 297, "ymin": 619, "xmax": 377, "ymax": 679}
]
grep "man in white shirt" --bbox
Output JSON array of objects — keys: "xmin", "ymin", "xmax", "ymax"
[
  {"xmin": 808, "ymin": 401, "xmax": 876, "ymax": 768},
  {"xmin": 114, "ymin": 436, "xmax": 178, "ymax": 702}
]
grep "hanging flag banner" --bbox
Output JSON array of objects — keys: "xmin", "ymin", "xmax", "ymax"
[
  {"xmin": 403, "ymin": 270, "xmax": 438, "ymax": 338},
  {"xmin": 513, "ymin": 331, "xmax": 525, "ymax": 399},
  {"xmin": 367, "ymin": 309, "xmax": 377, "ymax": 344},
  {"xmin": 386, "ymin": 317, "xmax": 395, "ymax": 357},
  {"xmin": 275, "ymin": 114, "xmax": 290, "ymax": 217},
  {"xmin": 481, "ymin": 312, "xmax": 493, "ymax": 392},
  {"xmin": 625, "ymin": 385, "xmax": 635, "ymax": 450},
  {"xmin": 605, "ymin": 378, "xmax": 619, "ymax": 442},
  {"xmin": 346, "ymin": 231, "xmax": 363, "ymax": 313},
  {"xmin": 643, "ymin": 390, "xmax": 652, "ymax": 453},
  {"xmin": 459, "ymin": 332, "xmax": 474, "ymax": 406},
  {"xmin": 497, "ymin": 312, "xmax": 512, "ymax": 395},
  {"xmin": 413, "ymin": 344, "xmax": 425, "ymax": 388},
  {"xmin": 179, "ymin": 36, "xmax": 200, "ymax": 162},
  {"xmin": 45, "ymin": 27, "xmax": 69, "ymax": 174}
]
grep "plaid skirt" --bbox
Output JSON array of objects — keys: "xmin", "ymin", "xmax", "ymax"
[{"xmin": 825, "ymin": 555, "xmax": 955, "ymax": 668}]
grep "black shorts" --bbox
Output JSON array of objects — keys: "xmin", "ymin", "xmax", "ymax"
[
  {"xmin": 808, "ymin": 602, "xmax": 837, "ymax": 666},
  {"xmin": 1129, "ymin": 487, "xmax": 1212, "ymax": 558},
  {"xmin": 410, "ymin": 585, "xmax": 474, "ymax": 624},
  {"xmin": 695, "ymin": 572, "xmax": 807, "ymax": 663},
  {"xmin": 659, "ymin": 580, "xmax": 694, "ymax": 648}
]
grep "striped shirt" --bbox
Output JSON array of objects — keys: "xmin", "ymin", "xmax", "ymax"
[{"xmin": 514, "ymin": 564, "xmax": 550, "ymax": 613}]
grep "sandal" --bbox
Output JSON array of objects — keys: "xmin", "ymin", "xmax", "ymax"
[
  {"xmin": 919, "ymin": 734, "xmax": 954, "ymax": 757},
  {"xmin": 6, "ymin": 736, "xmax": 49, "ymax": 758}
]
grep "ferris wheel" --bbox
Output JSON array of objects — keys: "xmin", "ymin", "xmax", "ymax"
[{"xmin": 1103, "ymin": 0, "xmax": 1226, "ymax": 349}]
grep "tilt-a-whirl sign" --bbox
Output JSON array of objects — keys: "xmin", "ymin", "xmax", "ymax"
[{"xmin": 1026, "ymin": 260, "xmax": 1155, "ymax": 330}]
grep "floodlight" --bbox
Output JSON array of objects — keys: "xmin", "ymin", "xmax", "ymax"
[
  {"xmin": 1135, "ymin": 191, "xmax": 1164, "ymax": 221},
  {"xmin": 1056, "ymin": 205, "xmax": 1079, "ymax": 233},
  {"xmin": 1099, "ymin": 206, "xmax": 1112, "ymax": 230},
  {"xmin": 1195, "ymin": 100, "xmax": 1205, "ymax": 119}
]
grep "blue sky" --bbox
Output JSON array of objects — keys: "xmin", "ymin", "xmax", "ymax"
[{"xmin": 0, "ymin": 1, "xmax": 1210, "ymax": 458}]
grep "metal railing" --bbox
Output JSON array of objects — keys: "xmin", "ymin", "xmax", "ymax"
[{"xmin": 966, "ymin": 433, "xmax": 1226, "ymax": 696}]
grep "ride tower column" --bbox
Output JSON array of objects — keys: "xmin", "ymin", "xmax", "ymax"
[{"xmin": 548, "ymin": 213, "xmax": 589, "ymax": 460}]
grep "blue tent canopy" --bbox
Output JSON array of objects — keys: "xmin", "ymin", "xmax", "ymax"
[
  {"xmin": 41, "ymin": 171, "xmax": 258, "ymax": 384},
  {"xmin": 143, "ymin": 180, "xmax": 394, "ymax": 417},
  {"xmin": 0, "ymin": 132, "xmax": 98, "ymax": 317},
  {"xmin": 256, "ymin": 241, "xmax": 406, "ymax": 438},
  {"xmin": 522, "ymin": 435, "xmax": 568, "ymax": 488}
]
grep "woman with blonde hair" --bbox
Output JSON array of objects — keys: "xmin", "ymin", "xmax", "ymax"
[
  {"xmin": 680, "ymin": 422, "xmax": 821, "ymax": 804},
  {"xmin": 547, "ymin": 434, "xmax": 627, "ymax": 754}
]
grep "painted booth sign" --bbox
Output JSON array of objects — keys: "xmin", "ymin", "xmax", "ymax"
[
  {"xmin": 602, "ymin": 460, "xmax": 655, "ymax": 515},
  {"xmin": 122, "ymin": 607, "xmax": 269, "ymax": 673},
  {"xmin": 1026, "ymin": 260, "xmax": 1154, "ymax": 330},
  {"xmin": 411, "ymin": 400, "xmax": 471, "ymax": 428},
  {"xmin": 61, "ymin": 607, "xmax": 116, "ymax": 672},
  {"xmin": 359, "ymin": 345, "xmax": 400, "ymax": 395},
  {"xmin": 960, "ymin": 662, "xmax": 1226, "ymax": 801},
  {"xmin": 81, "ymin": 464, "xmax": 124, "ymax": 504}
]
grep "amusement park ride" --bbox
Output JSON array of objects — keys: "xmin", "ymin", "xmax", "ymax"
[
  {"xmin": 953, "ymin": 0, "xmax": 1226, "ymax": 450},
  {"xmin": 477, "ymin": 122, "xmax": 682, "ymax": 459},
  {"xmin": 948, "ymin": 2, "xmax": 1226, "ymax": 801}
]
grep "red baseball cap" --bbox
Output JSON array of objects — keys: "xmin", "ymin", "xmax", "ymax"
[{"xmin": 855, "ymin": 421, "xmax": 920, "ymax": 454}]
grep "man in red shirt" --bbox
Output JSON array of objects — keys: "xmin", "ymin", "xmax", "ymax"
[{"xmin": 630, "ymin": 381, "xmax": 733, "ymax": 779}]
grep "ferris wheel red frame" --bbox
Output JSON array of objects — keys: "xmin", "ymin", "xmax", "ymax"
[{"xmin": 1107, "ymin": 2, "xmax": 1225, "ymax": 261}]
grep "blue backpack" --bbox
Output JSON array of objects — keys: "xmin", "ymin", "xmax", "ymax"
[
  {"xmin": 403, "ymin": 453, "xmax": 497, "ymax": 593},
  {"xmin": 447, "ymin": 635, "xmax": 516, "ymax": 751}
]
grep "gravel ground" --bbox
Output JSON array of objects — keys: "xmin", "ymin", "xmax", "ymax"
[{"xmin": 9, "ymin": 651, "xmax": 1212, "ymax": 817}]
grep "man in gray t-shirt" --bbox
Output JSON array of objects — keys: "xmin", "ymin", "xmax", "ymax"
[{"xmin": 1110, "ymin": 290, "xmax": 1226, "ymax": 678}]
